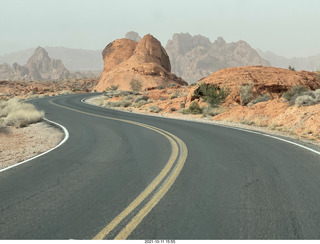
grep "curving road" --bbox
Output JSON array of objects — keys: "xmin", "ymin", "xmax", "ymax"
[{"xmin": 1, "ymin": 93, "xmax": 320, "ymax": 239}]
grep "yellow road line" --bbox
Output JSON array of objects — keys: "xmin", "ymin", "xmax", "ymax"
[
  {"xmin": 115, "ymin": 136, "xmax": 188, "ymax": 239},
  {"xmin": 49, "ymin": 98, "xmax": 188, "ymax": 240}
]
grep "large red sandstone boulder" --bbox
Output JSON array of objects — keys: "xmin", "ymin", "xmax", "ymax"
[
  {"xmin": 95, "ymin": 34, "xmax": 187, "ymax": 91},
  {"xmin": 187, "ymin": 66, "xmax": 320, "ymax": 105}
]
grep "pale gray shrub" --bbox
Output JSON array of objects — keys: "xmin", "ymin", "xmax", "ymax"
[{"xmin": 295, "ymin": 95, "xmax": 317, "ymax": 107}]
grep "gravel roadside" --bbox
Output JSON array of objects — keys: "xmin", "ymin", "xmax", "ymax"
[
  {"xmin": 86, "ymin": 96, "xmax": 320, "ymax": 152},
  {"xmin": 0, "ymin": 122, "xmax": 64, "ymax": 170}
]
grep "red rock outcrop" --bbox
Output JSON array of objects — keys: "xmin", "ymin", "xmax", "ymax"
[
  {"xmin": 95, "ymin": 34, "xmax": 187, "ymax": 92},
  {"xmin": 188, "ymin": 66, "xmax": 320, "ymax": 105}
]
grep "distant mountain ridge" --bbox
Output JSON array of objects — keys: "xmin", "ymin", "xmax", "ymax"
[
  {"xmin": 256, "ymin": 49, "xmax": 320, "ymax": 71},
  {"xmin": 165, "ymin": 33, "xmax": 271, "ymax": 83},
  {"xmin": 0, "ymin": 47, "xmax": 103, "ymax": 71},
  {"xmin": 0, "ymin": 47, "xmax": 70, "ymax": 81}
]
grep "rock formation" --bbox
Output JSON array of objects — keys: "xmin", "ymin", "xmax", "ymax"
[
  {"xmin": 188, "ymin": 66, "xmax": 320, "ymax": 105},
  {"xmin": 165, "ymin": 33, "xmax": 271, "ymax": 83},
  {"xmin": 125, "ymin": 31, "xmax": 141, "ymax": 42},
  {"xmin": 95, "ymin": 34, "xmax": 187, "ymax": 91},
  {"xmin": 0, "ymin": 46, "xmax": 70, "ymax": 81}
]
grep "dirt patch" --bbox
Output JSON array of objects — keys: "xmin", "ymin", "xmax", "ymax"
[{"xmin": 0, "ymin": 122, "xmax": 64, "ymax": 170}]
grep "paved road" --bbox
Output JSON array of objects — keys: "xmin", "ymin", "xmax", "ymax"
[{"xmin": 1, "ymin": 93, "xmax": 320, "ymax": 239}]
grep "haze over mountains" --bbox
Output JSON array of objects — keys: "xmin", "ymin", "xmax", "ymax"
[
  {"xmin": 165, "ymin": 33, "xmax": 270, "ymax": 83},
  {"xmin": 257, "ymin": 49, "xmax": 320, "ymax": 72},
  {"xmin": 0, "ymin": 47, "xmax": 103, "ymax": 71},
  {"xmin": 1, "ymin": 31, "xmax": 320, "ymax": 82}
]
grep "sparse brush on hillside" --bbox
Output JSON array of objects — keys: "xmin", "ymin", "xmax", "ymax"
[
  {"xmin": 194, "ymin": 82, "xmax": 229, "ymax": 107},
  {"xmin": 0, "ymin": 98, "xmax": 44, "ymax": 128},
  {"xmin": 148, "ymin": 105, "xmax": 161, "ymax": 113},
  {"xmin": 294, "ymin": 89, "xmax": 320, "ymax": 107},
  {"xmin": 249, "ymin": 94, "xmax": 271, "ymax": 105},
  {"xmin": 240, "ymin": 83, "xmax": 254, "ymax": 105},
  {"xmin": 130, "ymin": 79, "xmax": 142, "ymax": 92},
  {"xmin": 282, "ymin": 86, "xmax": 307, "ymax": 105},
  {"xmin": 181, "ymin": 101, "xmax": 202, "ymax": 114}
]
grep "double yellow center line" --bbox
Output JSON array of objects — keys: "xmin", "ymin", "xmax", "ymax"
[{"xmin": 49, "ymin": 98, "xmax": 188, "ymax": 239}]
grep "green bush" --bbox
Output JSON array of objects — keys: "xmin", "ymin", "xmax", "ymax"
[
  {"xmin": 182, "ymin": 101, "xmax": 202, "ymax": 114},
  {"xmin": 240, "ymin": 83, "xmax": 254, "ymax": 106},
  {"xmin": 194, "ymin": 82, "xmax": 229, "ymax": 107}
]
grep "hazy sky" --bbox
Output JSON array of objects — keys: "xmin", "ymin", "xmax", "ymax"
[{"xmin": 1, "ymin": 0, "xmax": 320, "ymax": 58}]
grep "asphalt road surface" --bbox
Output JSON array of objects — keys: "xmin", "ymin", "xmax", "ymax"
[{"xmin": 1, "ymin": 93, "xmax": 320, "ymax": 240}]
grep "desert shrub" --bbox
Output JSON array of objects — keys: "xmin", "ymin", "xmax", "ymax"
[
  {"xmin": 157, "ymin": 85, "xmax": 165, "ymax": 90},
  {"xmin": 160, "ymin": 97, "xmax": 168, "ymax": 101},
  {"xmin": 282, "ymin": 86, "xmax": 307, "ymax": 104},
  {"xmin": 130, "ymin": 79, "xmax": 142, "ymax": 92},
  {"xmin": 180, "ymin": 102, "xmax": 186, "ymax": 108},
  {"xmin": 106, "ymin": 85, "xmax": 119, "ymax": 91},
  {"xmin": 134, "ymin": 95, "xmax": 149, "ymax": 103},
  {"xmin": 124, "ymin": 95, "xmax": 134, "ymax": 101},
  {"xmin": 170, "ymin": 107, "xmax": 176, "ymax": 112},
  {"xmin": 240, "ymin": 83, "xmax": 254, "ymax": 106},
  {"xmin": 148, "ymin": 105, "xmax": 161, "ymax": 113},
  {"xmin": 250, "ymin": 94, "xmax": 271, "ymax": 105},
  {"xmin": 0, "ymin": 98, "xmax": 44, "ymax": 127},
  {"xmin": 107, "ymin": 100, "xmax": 132, "ymax": 108},
  {"xmin": 182, "ymin": 101, "xmax": 202, "ymax": 114},
  {"xmin": 315, "ymin": 89, "xmax": 320, "ymax": 100},
  {"xmin": 133, "ymin": 100, "xmax": 148, "ymax": 108},
  {"xmin": 170, "ymin": 93, "xmax": 179, "ymax": 99},
  {"xmin": 121, "ymin": 101, "xmax": 132, "ymax": 107},
  {"xmin": 202, "ymin": 106, "xmax": 225, "ymax": 116},
  {"xmin": 168, "ymin": 83, "xmax": 176, "ymax": 87},
  {"xmin": 295, "ymin": 95, "xmax": 317, "ymax": 107},
  {"xmin": 194, "ymin": 82, "xmax": 229, "ymax": 107},
  {"xmin": 189, "ymin": 83, "xmax": 197, "ymax": 86}
]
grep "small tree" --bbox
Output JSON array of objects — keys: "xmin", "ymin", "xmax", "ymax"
[
  {"xmin": 130, "ymin": 79, "xmax": 142, "ymax": 92},
  {"xmin": 288, "ymin": 65, "xmax": 295, "ymax": 71},
  {"xmin": 194, "ymin": 82, "xmax": 229, "ymax": 107}
]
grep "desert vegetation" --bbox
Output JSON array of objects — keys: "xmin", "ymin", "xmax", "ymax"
[
  {"xmin": 0, "ymin": 98, "xmax": 44, "ymax": 128},
  {"xmin": 282, "ymin": 86, "xmax": 320, "ymax": 106},
  {"xmin": 194, "ymin": 82, "xmax": 229, "ymax": 107}
]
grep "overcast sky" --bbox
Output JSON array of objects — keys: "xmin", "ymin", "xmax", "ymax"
[{"xmin": 1, "ymin": 0, "xmax": 320, "ymax": 58}]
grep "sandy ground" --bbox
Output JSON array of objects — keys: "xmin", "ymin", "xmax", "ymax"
[{"xmin": 0, "ymin": 122, "xmax": 64, "ymax": 170}]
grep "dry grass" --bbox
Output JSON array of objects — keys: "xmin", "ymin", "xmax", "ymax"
[{"xmin": 0, "ymin": 98, "xmax": 44, "ymax": 128}]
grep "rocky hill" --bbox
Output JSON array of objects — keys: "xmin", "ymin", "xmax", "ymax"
[
  {"xmin": 95, "ymin": 34, "xmax": 187, "ymax": 91},
  {"xmin": 188, "ymin": 66, "xmax": 320, "ymax": 105},
  {"xmin": 165, "ymin": 33, "xmax": 271, "ymax": 83},
  {"xmin": 0, "ymin": 47, "xmax": 70, "ymax": 81}
]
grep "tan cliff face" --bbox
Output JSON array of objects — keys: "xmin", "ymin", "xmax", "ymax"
[{"xmin": 95, "ymin": 34, "xmax": 187, "ymax": 92}]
